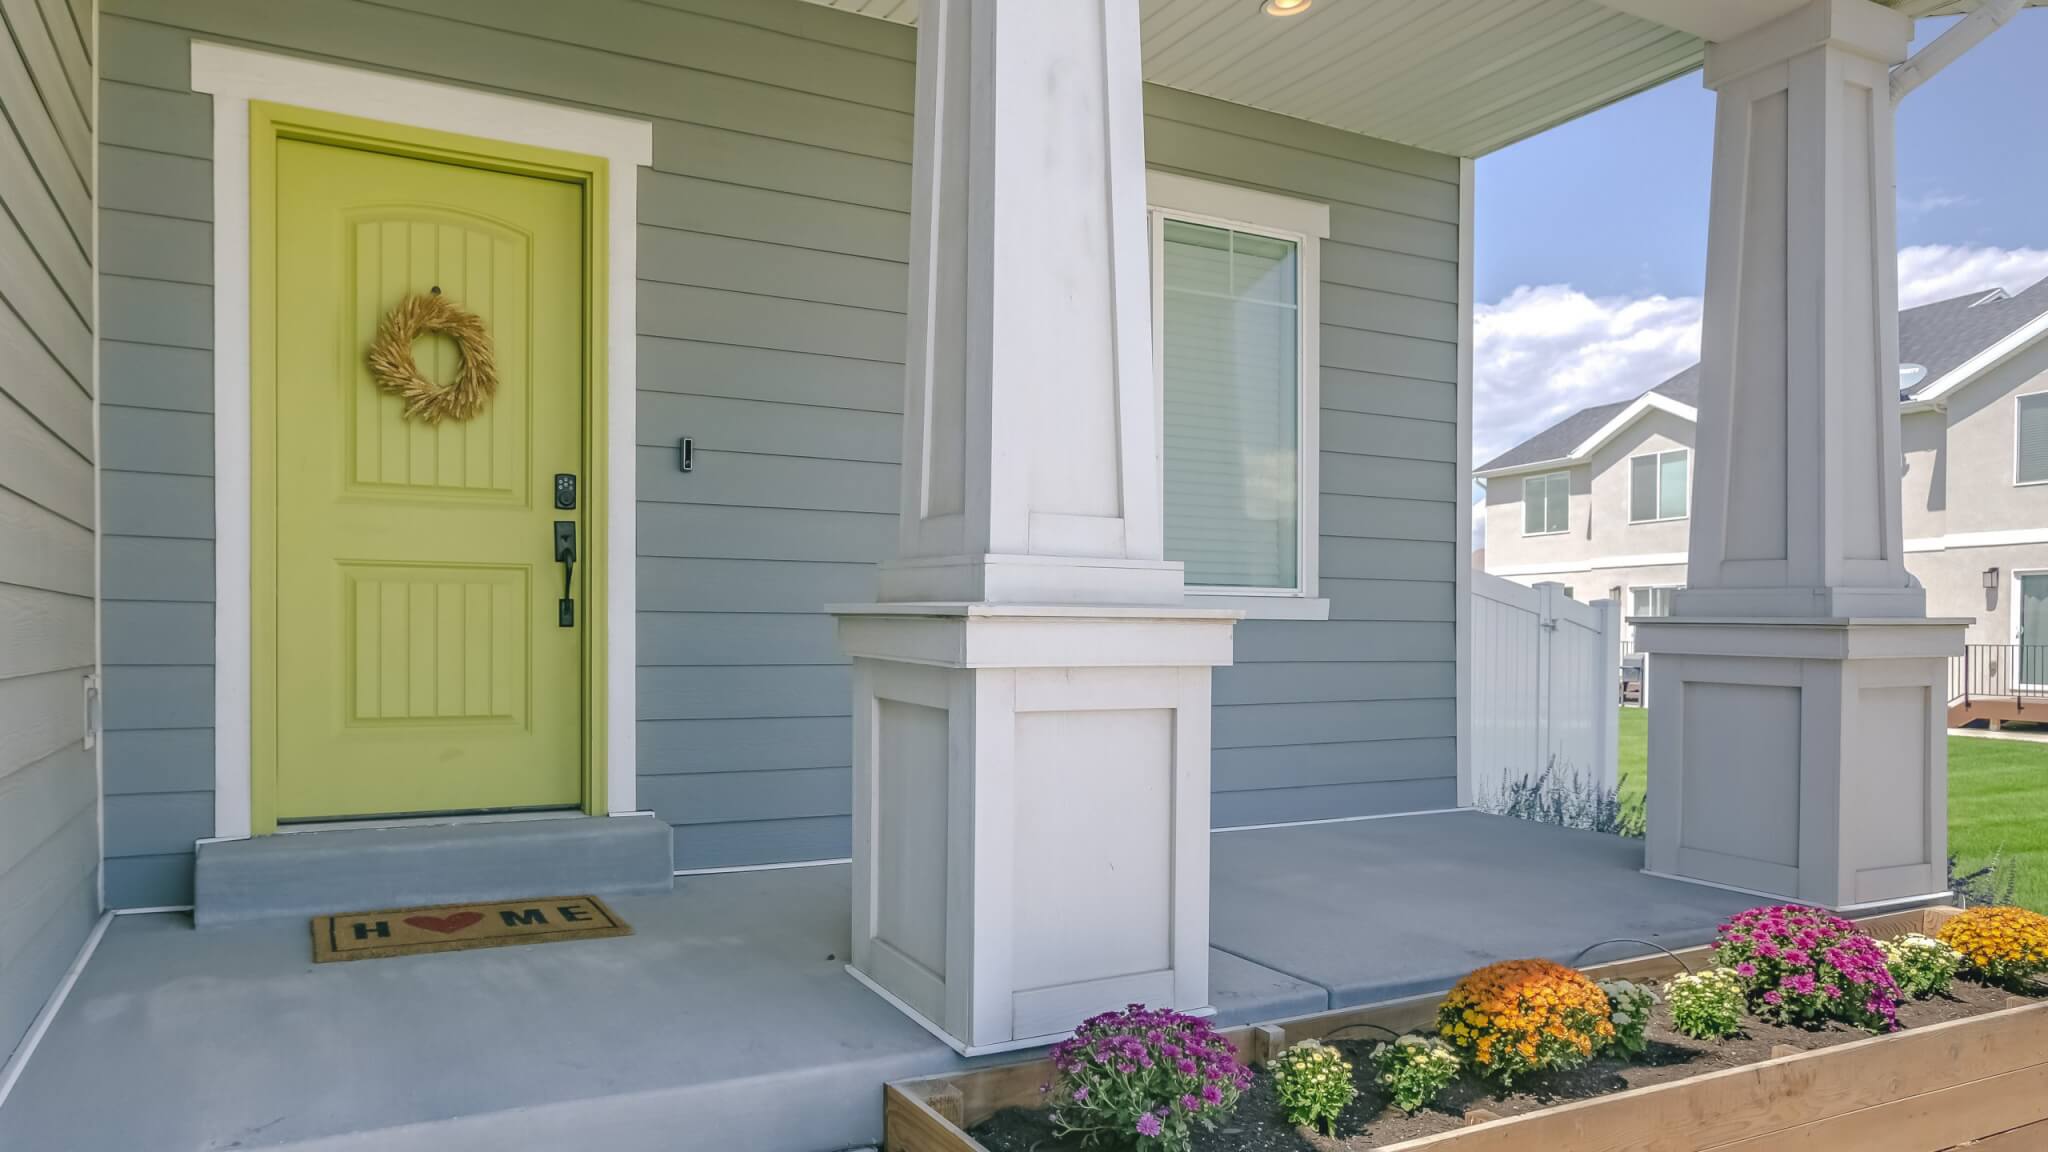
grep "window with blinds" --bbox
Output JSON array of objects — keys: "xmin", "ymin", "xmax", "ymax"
[
  {"xmin": 2019, "ymin": 393, "xmax": 2048, "ymax": 485},
  {"xmin": 1629, "ymin": 449, "xmax": 1688, "ymax": 521},
  {"xmin": 1630, "ymin": 586, "xmax": 1677, "ymax": 617},
  {"xmin": 1523, "ymin": 471, "xmax": 1569, "ymax": 535},
  {"xmin": 1160, "ymin": 218, "xmax": 1301, "ymax": 589}
]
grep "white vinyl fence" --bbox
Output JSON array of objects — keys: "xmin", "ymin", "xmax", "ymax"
[{"xmin": 1468, "ymin": 572, "xmax": 1621, "ymax": 808}]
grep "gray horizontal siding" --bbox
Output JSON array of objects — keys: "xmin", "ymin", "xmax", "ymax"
[
  {"xmin": 1147, "ymin": 84, "xmax": 1460, "ymax": 829},
  {"xmin": 1, "ymin": 0, "xmax": 98, "ymax": 1065},
  {"xmin": 98, "ymin": 0, "xmax": 1464, "ymax": 885},
  {"xmin": 98, "ymin": 9, "xmax": 217, "ymax": 908}
]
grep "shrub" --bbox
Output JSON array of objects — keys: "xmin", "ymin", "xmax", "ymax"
[
  {"xmin": 1270, "ymin": 1039, "xmax": 1357, "ymax": 1133},
  {"xmin": 1880, "ymin": 933, "xmax": 1963, "ymax": 999},
  {"xmin": 1480, "ymin": 758, "xmax": 1640, "ymax": 838},
  {"xmin": 1937, "ymin": 906, "xmax": 2048, "ymax": 990},
  {"xmin": 1437, "ymin": 958, "xmax": 1615, "ymax": 1086},
  {"xmin": 1368, "ymin": 1035, "xmax": 1460, "ymax": 1115},
  {"xmin": 1712, "ymin": 905, "xmax": 1899, "ymax": 1032},
  {"xmin": 1949, "ymin": 851, "xmax": 2022, "ymax": 908},
  {"xmin": 1596, "ymin": 978, "xmax": 1657, "ymax": 1057},
  {"xmin": 1664, "ymin": 968, "xmax": 1746, "ymax": 1040},
  {"xmin": 1047, "ymin": 1005, "xmax": 1252, "ymax": 1152}
]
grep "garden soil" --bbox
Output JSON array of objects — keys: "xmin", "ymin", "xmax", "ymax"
[{"xmin": 970, "ymin": 980, "xmax": 2041, "ymax": 1151}]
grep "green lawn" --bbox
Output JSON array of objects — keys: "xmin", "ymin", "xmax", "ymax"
[{"xmin": 1616, "ymin": 709, "xmax": 2048, "ymax": 913}]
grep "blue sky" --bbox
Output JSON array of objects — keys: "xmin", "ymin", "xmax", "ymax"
[{"xmin": 1470, "ymin": 11, "xmax": 2048, "ymax": 474}]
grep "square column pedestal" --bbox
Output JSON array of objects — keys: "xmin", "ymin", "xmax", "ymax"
[
  {"xmin": 1635, "ymin": 617, "xmax": 1964, "ymax": 910},
  {"xmin": 832, "ymin": 603, "xmax": 1238, "ymax": 1055}
]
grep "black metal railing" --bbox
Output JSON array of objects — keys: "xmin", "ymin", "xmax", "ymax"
[{"xmin": 1950, "ymin": 644, "xmax": 2048, "ymax": 706}]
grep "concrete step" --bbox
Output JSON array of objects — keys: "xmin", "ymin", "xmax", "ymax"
[{"xmin": 193, "ymin": 814, "xmax": 673, "ymax": 928}]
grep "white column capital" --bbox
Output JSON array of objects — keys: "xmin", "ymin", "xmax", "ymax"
[{"xmin": 1703, "ymin": 0, "xmax": 1909, "ymax": 88}]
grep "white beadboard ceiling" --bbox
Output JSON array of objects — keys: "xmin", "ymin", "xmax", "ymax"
[{"xmin": 798, "ymin": 0, "xmax": 2033, "ymax": 157}]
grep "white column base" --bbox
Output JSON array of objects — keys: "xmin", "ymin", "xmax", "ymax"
[
  {"xmin": 1636, "ymin": 617, "xmax": 1965, "ymax": 909},
  {"xmin": 831, "ymin": 603, "xmax": 1237, "ymax": 1053}
]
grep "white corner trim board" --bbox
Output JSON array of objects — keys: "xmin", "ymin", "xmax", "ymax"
[{"xmin": 190, "ymin": 43, "xmax": 653, "ymax": 837}]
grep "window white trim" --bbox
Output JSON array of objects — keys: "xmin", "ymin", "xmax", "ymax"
[
  {"xmin": 2015, "ymin": 389, "xmax": 2048, "ymax": 487},
  {"xmin": 191, "ymin": 43, "xmax": 653, "ymax": 838},
  {"xmin": 1627, "ymin": 447, "xmax": 1691, "ymax": 523},
  {"xmin": 1522, "ymin": 470, "xmax": 1571, "ymax": 536},
  {"xmin": 1147, "ymin": 171, "xmax": 1330, "ymax": 620}
]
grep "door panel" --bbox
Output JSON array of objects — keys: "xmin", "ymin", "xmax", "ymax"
[
  {"xmin": 2022, "ymin": 574, "xmax": 2048, "ymax": 688},
  {"xmin": 272, "ymin": 138, "xmax": 585, "ymax": 820}
]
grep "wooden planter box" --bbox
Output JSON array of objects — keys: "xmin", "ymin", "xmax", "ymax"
[{"xmin": 884, "ymin": 906, "xmax": 2048, "ymax": 1152}]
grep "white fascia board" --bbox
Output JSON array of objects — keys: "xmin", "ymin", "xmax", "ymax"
[
  {"xmin": 1568, "ymin": 391, "xmax": 1698, "ymax": 459},
  {"xmin": 1913, "ymin": 307, "xmax": 2048, "ymax": 404},
  {"xmin": 1472, "ymin": 455, "xmax": 1575, "ymax": 481},
  {"xmin": 1477, "ymin": 391, "xmax": 1699, "ymax": 481}
]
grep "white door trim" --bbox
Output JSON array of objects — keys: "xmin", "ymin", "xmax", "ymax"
[{"xmin": 191, "ymin": 42, "xmax": 653, "ymax": 838}]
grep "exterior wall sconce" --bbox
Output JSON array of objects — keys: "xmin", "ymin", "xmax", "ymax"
[{"xmin": 1984, "ymin": 567, "xmax": 2000, "ymax": 591}]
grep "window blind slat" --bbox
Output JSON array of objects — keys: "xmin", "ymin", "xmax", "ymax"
[
  {"xmin": 1660, "ymin": 451, "xmax": 1688, "ymax": 519},
  {"xmin": 2019, "ymin": 394, "xmax": 2048, "ymax": 485},
  {"xmin": 1162, "ymin": 221, "xmax": 1300, "ymax": 589},
  {"xmin": 1630, "ymin": 456, "xmax": 1657, "ymax": 521}
]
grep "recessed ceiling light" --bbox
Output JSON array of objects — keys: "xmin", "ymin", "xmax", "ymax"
[{"xmin": 1262, "ymin": 0, "xmax": 1312, "ymax": 15}]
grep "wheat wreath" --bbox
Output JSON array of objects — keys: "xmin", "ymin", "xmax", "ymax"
[{"xmin": 366, "ymin": 290, "xmax": 498, "ymax": 424}]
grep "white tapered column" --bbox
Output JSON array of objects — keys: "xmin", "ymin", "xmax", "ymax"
[
  {"xmin": 832, "ymin": 0, "xmax": 1235, "ymax": 1055},
  {"xmin": 881, "ymin": 0, "xmax": 1179, "ymax": 606},
  {"xmin": 1639, "ymin": 0, "xmax": 1962, "ymax": 909}
]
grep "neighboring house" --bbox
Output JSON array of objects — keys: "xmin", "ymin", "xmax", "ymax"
[{"xmin": 1479, "ymin": 280, "xmax": 2048, "ymax": 656}]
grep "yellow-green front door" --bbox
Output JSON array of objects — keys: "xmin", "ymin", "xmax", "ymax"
[{"xmin": 270, "ymin": 137, "xmax": 586, "ymax": 821}]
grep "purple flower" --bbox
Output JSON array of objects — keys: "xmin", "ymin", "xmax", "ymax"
[
  {"xmin": 1180, "ymin": 1094, "xmax": 1203, "ymax": 1113},
  {"xmin": 1201, "ymin": 1083, "xmax": 1223, "ymax": 1105},
  {"xmin": 1072, "ymin": 1087, "xmax": 1090, "ymax": 1102},
  {"xmin": 1135, "ymin": 1113, "xmax": 1162, "ymax": 1137},
  {"xmin": 1735, "ymin": 962, "xmax": 1758, "ymax": 978}
]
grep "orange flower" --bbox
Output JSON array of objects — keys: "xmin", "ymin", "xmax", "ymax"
[
  {"xmin": 1436, "ymin": 959, "xmax": 1614, "ymax": 1087},
  {"xmin": 1937, "ymin": 906, "xmax": 2048, "ymax": 988}
]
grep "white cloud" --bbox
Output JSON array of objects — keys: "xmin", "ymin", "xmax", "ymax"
[
  {"xmin": 1898, "ymin": 189, "xmax": 1974, "ymax": 219},
  {"xmin": 1474, "ymin": 244, "xmax": 2048, "ymax": 472},
  {"xmin": 1896, "ymin": 244, "xmax": 2048, "ymax": 307},
  {"xmin": 1473, "ymin": 287, "xmax": 1700, "ymax": 468}
]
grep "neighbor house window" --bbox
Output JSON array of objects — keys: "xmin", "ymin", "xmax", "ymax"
[
  {"xmin": 1630, "ymin": 586, "xmax": 1677, "ymax": 618},
  {"xmin": 1523, "ymin": 472, "xmax": 1569, "ymax": 536},
  {"xmin": 2019, "ymin": 393, "xmax": 2048, "ymax": 485},
  {"xmin": 1149, "ymin": 172, "xmax": 1329, "ymax": 611},
  {"xmin": 1629, "ymin": 449, "xmax": 1689, "ymax": 521}
]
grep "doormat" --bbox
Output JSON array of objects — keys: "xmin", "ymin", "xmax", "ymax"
[{"xmin": 311, "ymin": 895, "xmax": 631, "ymax": 963}]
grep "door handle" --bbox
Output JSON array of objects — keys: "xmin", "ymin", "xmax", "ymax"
[{"xmin": 554, "ymin": 521, "xmax": 577, "ymax": 627}]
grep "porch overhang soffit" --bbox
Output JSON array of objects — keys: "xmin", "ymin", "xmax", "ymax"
[{"xmin": 802, "ymin": 0, "xmax": 2041, "ymax": 158}]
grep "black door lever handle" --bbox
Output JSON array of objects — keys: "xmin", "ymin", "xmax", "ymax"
[{"xmin": 554, "ymin": 521, "xmax": 577, "ymax": 626}]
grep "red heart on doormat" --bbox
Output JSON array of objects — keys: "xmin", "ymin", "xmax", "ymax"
[{"xmin": 403, "ymin": 911, "xmax": 483, "ymax": 934}]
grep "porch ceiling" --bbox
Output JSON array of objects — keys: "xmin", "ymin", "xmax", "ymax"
[{"xmin": 801, "ymin": 0, "xmax": 2040, "ymax": 157}]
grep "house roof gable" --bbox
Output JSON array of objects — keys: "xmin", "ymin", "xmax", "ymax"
[{"xmin": 1481, "ymin": 278, "xmax": 2048, "ymax": 476}]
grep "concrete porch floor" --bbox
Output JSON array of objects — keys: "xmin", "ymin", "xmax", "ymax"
[{"xmin": 0, "ymin": 812, "xmax": 1761, "ymax": 1152}]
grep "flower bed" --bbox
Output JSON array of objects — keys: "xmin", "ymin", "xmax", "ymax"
[{"xmin": 883, "ymin": 906, "xmax": 2048, "ymax": 1152}]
